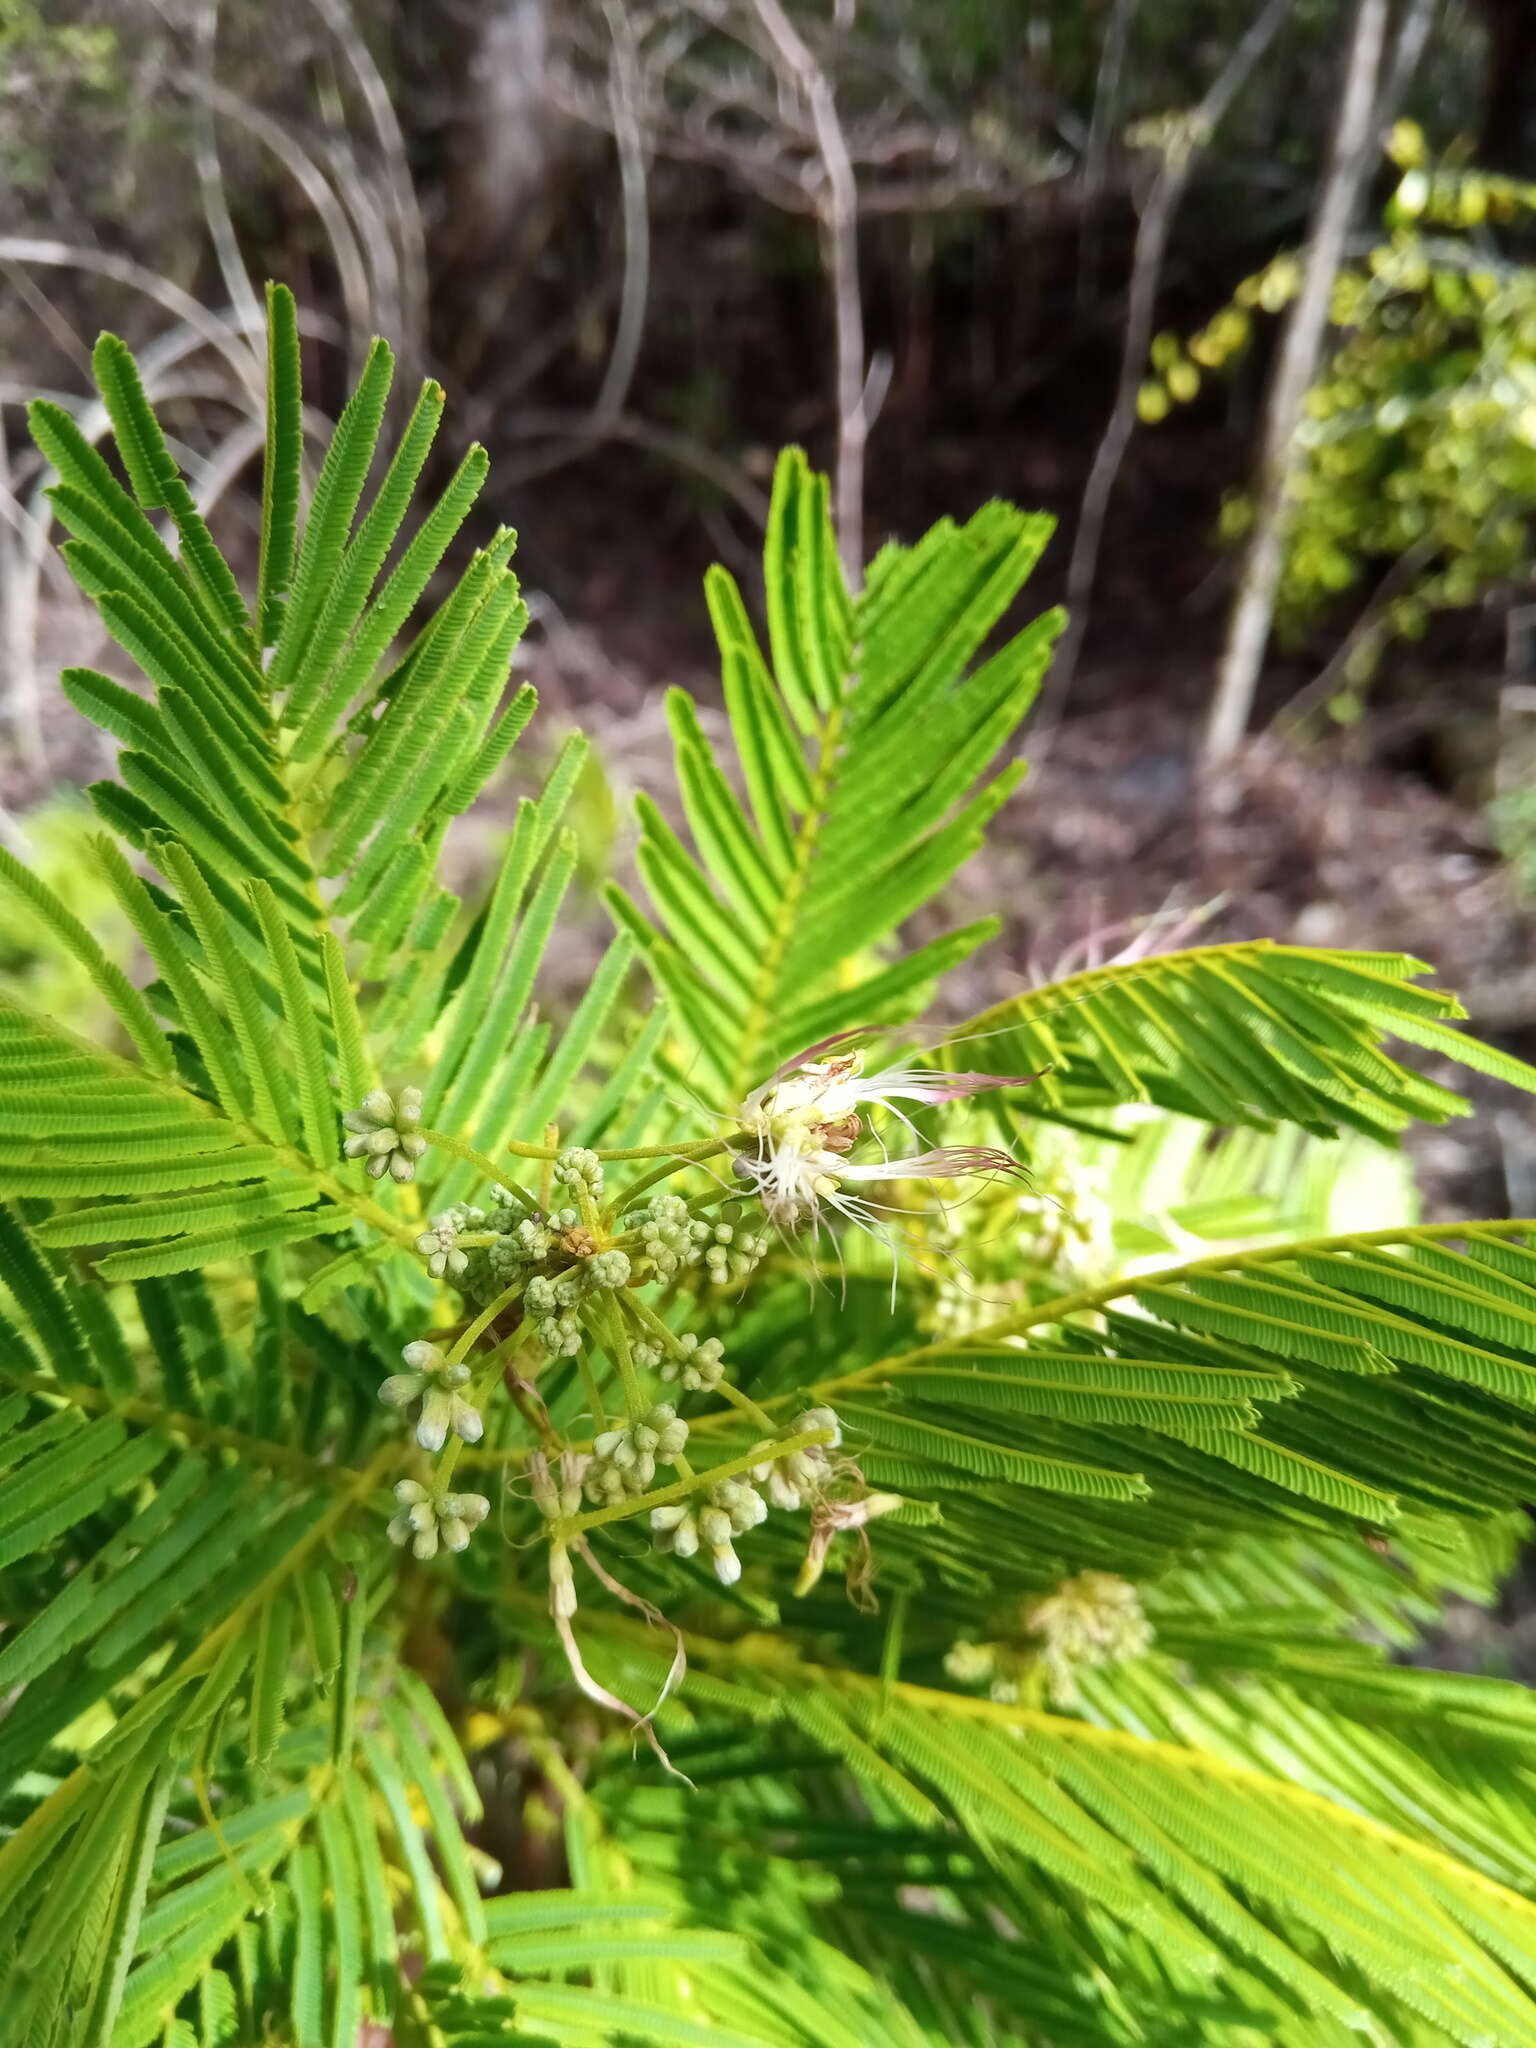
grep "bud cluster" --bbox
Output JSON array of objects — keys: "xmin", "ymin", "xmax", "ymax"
[
  {"xmin": 524, "ymin": 1246, "xmax": 632, "ymax": 1359},
  {"xmin": 651, "ymin": 1473, "xmax": 767, "ymax": 1584},
  {"xmin": 379, "ymin": 1340, "xmax": 484, "ymax": 1450},
  {"xmin": 658, "ymin": 1332, "xmax": 725, "ymax": 1392},
  {"xmin": 362, "ymin": 1106, "xmax": 847, "ymax": 1607},
  {"xmin": 633, "ymin": 1192, "xmax": 712, "ymax": 1279},
  {"xmin": 1027, "ymin": 1570, "xmax": 1153, "ymax": 1704},
  {"xmin": 700, "ymin": 1220, "xmax": 771, "ymax": 1287},
  {"xmin": 344, "ymin": 1086, "xmax": 427, "ymax": 1182},
  {"xmin": 751, "ymin": 1407, "xmax": 841, "ymax": 1509},
  {"xmin": 554, "ymin": 1146, "xmax": 604, "ymax": 1199},
  {"xmin": 387, "ymin": 1480, "xmax": 490, "ymax": 1559},
  {"xmin": 645, "ymin": 1407, "xmax": 842, "ymax": 1584},
  {"xmin": 415, "ymin": 1210, "xmax": 469, "ymax": 1279},
  {"xmin": 583, "ymin": 1403, "xmax": 690, "ymax": 1503},
  {"xmin": 944, "ymin": 1572, "xmax": 1153, "ymax": 1706}
]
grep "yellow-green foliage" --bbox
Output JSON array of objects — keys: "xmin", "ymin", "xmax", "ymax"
[
  {"xmin": 0, "ymin": 797, "xmax": 138, "ymax": 1036},
  {"xmin": 1145, "ymin": 123, "xmax": 1536, "ymax": 693}
]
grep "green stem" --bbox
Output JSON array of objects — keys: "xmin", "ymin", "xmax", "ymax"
[
  {"xmin": 418, "ymin": 1129, "xmax": 533, "ymax": 1206},
  {"xmin": 598, "ymin": 1297, "xmax": 645, "ymax": 1415},
  {"xmin": 617, "ymin": 1144, "xmax": 732, "ymax": 1205},
  {"xmin": 446, "ymin": 1280, "xmax": 524, "ymax": 1367},
  {"xmin": 705, "ymin": 1376, "xmax": 779, "ymax": 1433},
  {"xmin": 577, "ymin": 1349, "xmax": 610, "ymax": 1434},
  {"xmin": 502, "ymin": 1136, "xmax": 730, "ymax": 1165},
  {"xmin": 625, "ymin": 1298, "xmax": 777, "ymax": 1431}
]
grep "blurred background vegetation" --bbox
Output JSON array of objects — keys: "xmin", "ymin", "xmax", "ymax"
[{"xmin": 2, "ymin": 0, "xmax": 1536, "ymax": 1195}]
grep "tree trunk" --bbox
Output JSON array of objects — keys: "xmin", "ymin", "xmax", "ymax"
[{"xmin": 1201, "ymin": 0, "xmax": 1390, "ymax": 768}]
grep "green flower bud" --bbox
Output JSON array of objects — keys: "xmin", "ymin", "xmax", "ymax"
[
  {"xmin": 660, "ymin": 1333, "xmax": 725, "ymax": 1392},
  {"xmin": 387, "ymin": 1480, "xmax": 488, "ymax": 1560},
  {"xmin": 342, "ymin": 1085, "xmax": 431, "ymax": 1183},
  {"xmin": 549, "ymin": 1541, "xmax": 578, "ymax": 1617},
  {"xmin": 586, "ymin": 1249, "xmax": 631, "ymax": 1290},
  {"xmin": 416, "ymin": 1212, "xmax": 469, "ymax": 1280},
  {"xmin": 553, "ymin": 1147, "xmax": 604, "ymax": 1197}
]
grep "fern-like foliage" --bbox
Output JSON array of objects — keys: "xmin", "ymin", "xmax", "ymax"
[
  {"xmin": 4, "ymin": 290, "xmax": 1536, "ymax": 2047},
  {"xmin": 606, "ymin": 450, "xmax": 1061, "ymax": 1101}
]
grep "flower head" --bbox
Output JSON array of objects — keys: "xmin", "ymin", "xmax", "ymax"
[
  {"xmin": 742, "ymin": 1040, "xmax": 1041, "ymax": 1146},
  {"xmin": 386, "ymin": 1480, "xmax": 489, "ymax": 1559},
  {"xmin": 416, "ymin": 1211, "xmax": 469, "ymax": 1280},
  {"xmin": 343, "ymin": 1085, "xmax": 428, "ymax": 1182},
  {"xmin": 1026, "ymin": 1571, "xmax": 1153, "ymax": 1704},
  {"xmin": 585, "ymin": 1404, "xmax": 689, "ymax": 1502},
  {"xmin": 651, "ymin": 1474, "xmax": 766, "ymax": 1584},
  {"xmin": 732, "ymin": 1039, "xmax": 1039, "ymax": 1240},
  {"xmin": 378, "ymin": 1341, "xmax": 483, "ymax": 1450}
]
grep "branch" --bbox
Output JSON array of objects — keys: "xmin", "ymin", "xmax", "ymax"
[
  {"xmin": 1203, "ymin": 0, "xmax": 1391, "ymax": 766},
  {"xmin": 749, "ymin": 0, "xmax": 867, "ymax": 583},
  {"xmin": 1039, "ymin": 0, "xmax": 1299, "ymax": 727},
  {"xmin": 594, "ymin": 0, "xmax": 652, "ymax": 428}
]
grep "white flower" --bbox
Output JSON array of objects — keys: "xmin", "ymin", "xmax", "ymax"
[
  {"xmin": 733, "ymin": 1037, "xmax": 1040, "ymax": 1238},
  {"xmin": 733, "ymin": 1137, "xmax": 1028, "ymax": 1234},
  {"xmin": 741, "ymin": 1039, "xmax": 1041, "ymax": 1148}
]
